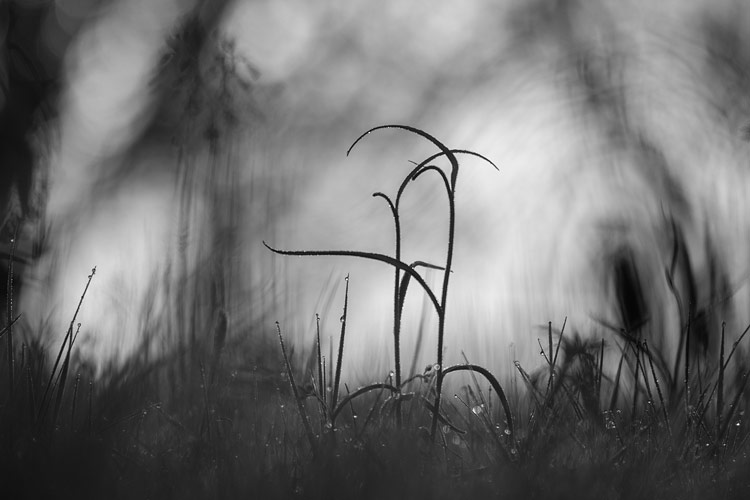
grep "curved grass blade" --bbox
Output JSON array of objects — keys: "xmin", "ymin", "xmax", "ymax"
[{"xmin": 263, "ymin": 242, "xmax": 442, "ymax": 316}]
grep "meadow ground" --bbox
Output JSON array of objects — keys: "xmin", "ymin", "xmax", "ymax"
[
  {"xmin": 2, "ymin": 230, "xmax": 750, "ymax": 500},
  {"xmin": 4, "ymin": 2, "xmax": 750, "ymax": 498}
]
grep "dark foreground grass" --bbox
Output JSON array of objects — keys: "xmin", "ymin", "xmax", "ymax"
[
  {"xmin": 3, "ymin": 126, "xmax": 750, "ymax": 499},
  {"xmin": 3, "ymin": 316, "xmax": 750, "ymax": 500}
]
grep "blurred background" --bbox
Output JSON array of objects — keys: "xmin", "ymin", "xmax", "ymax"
[{"xmin": 4, "ymin": 0, "xmax": 750, "ymax": 387}]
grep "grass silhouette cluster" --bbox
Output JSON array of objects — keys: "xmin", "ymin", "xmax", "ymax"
[{"xmin": 2, "ymin": 126, "xmax": 750, "ymax": 499}]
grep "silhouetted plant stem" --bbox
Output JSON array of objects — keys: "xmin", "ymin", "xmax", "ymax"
[
  {"xmin": 331, "ymin": 275, "xmax": 349, "ymax": 413},
  {"xmin": 267, "ymin": 124, "xmax": 497, "ymax": 442},
  {"xmin": 6, "ymin": 231, "xmax": 17, "ymax": 398},
  {"xmin": 373, "ymin": 191, "xmax": 403, "ymax": 426},
  {"xmin": 263, "ymin": 243, "xmax": 442, "ymax": 315},
  {"xmin": 277, "ymin": 322, "xmax": 317, "ymax": 454},
  {"xmin": 717, "ymin": 321, "xmax": 726, "ymax": 436},
  {"xmin": 685, "ymin": 306, "xmax": 692, "ymax": 423},
  {"xmin": 643, "ymin": 340, "xmax": 671, "ymax": 437},
  {"xmin": 330, "ymin": 383, "xmax": 400, "ymax": 422},
  {"xmin": 315, "ymin": 314, "xmax": 325, "ymax": 409},
  {"xmin": 442, "ymin": 363, "xmax": 515, "ymax": 439},
  {"xmin": 39, "ymin": 267, "xmax": 96, "ymax": 424}
]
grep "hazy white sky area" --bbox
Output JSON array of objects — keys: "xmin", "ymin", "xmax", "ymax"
[{"xmin": 21, "ymin": 0, "xmax": 750, "ymax": 384}]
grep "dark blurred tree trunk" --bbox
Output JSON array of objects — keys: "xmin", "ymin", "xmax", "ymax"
[
  {"xmin": 0, "ymin": 1, "xmax": 58, "ymax": 239},
  {"xmin": 0, "ymin": 0, "xmax": 73, "ymax": 311},
  {"xmin": 0, "ymin": 0, "xmax": 234, "ymax": 312}
]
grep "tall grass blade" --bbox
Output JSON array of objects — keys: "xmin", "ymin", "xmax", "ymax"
[
  {"xmin": 264, "ymin": 242, "xmax": 442, "ymax": 317},
  {"xmin": 5, "ymin": 231, "xmax": 17, "ymax": 397},
  {"xmin": 722, "ymin": 322, "xmax": 750, "ymax": 372},
  {"xmin": 39, "ymin": 268, "xmax": 95, "ymax": 422},
  {"xmin": 718, "ymin": 370, "xmax": 750, "ymax": 442},
  {"xmin": 596, "ymin": 339, "xmax": 604, "ymax": 408},
  {"xmin": 717, "ymin": 321, "xmax": 726, "ymax": 436},
  {"xmin": 442, "ymin": 363, "xmax": 515, "ymax": 439},
  {"xmin": 0, "ymin": 314, "xmax": 21, "ymax": 340},
  {"xmin": 608, "ymin": 349, "xmax": 626, "ymax": 411},
  {"xmin": 277, "ymin": 322, "xmax": 317, "ymax": 454},
  {"xmin": 315, "ymin": 314, "xmax": 325, "ymax": 409},
  {"xmin": 331, "ymin": 383, "xmax": 399, "ymax": 422},
  {"xmin": 331, "ymin": 275, "xmax": 349, "ymax": 412},
  {"xmin": 685, "ymin": 306, "xmax": 692, "ymax": 421},
  {"xmin": 643, "ymin": 340, "xmax": 671, "ymax": 437},
  {"xmin": 51, "ymin": 322, "xmax": 80, "ymax": 427},
  {"xmin": 70, "ymin": 373, "xmax": 81, "ymax": 429}
]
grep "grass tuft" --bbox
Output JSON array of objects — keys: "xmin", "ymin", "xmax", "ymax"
[{"xmin": 2, "ymin": 126, "xmax": 750, "ymax": 498}]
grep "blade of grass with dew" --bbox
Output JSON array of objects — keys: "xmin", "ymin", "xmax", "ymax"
[
  {"xmin": 331, "ymin": 275, "xmax": 349, "ymax": 416},
  {"xmin": 277, "ymin": 321, "xmax": 317, "ymax": 454}
]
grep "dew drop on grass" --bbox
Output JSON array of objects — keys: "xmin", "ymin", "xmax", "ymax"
[
  {"xmin": 504, "ymin": 429, "xmax": 511, "ymax": 436},
  {"xmin": 472, "ymin": 405, "xmax": 484, "ymax": 415},
  {"xmin": 603, "ymin": 410, "xmax": 617, "ymax": 430}
]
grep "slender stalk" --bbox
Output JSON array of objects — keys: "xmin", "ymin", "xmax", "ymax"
[
  {"xmin": 684, "ymin": 306, "xmax": 692, "ymax": 423},
  {"xmin": 596, "ymin": 339, "xmax": 604, "ymax": 409},
  {"xmin": 277, "ymin": 322, "xmax": 317, "ymax": 454},
  {"xmin": 264, "ymin": 243, "xmax": 442, "ymax": 317},
  {"xmin": 373, "ymin": 191, "xmax": 403, "ymax": 426},
  {"xmin": 717, "ymin": 321, "xmax": 726, "ymax": 436},
  {"xmin": 315, "ymin": 314, "xmax": 324, "ymax": 409},
  {"xmin": 644, "ymin": 340, "xmax": 671, "ymax": 437},
  {"xmin": 6, "ymin": 231, "xmax": 17, "ymax": 397},
  {"xmin": 70, "ymin": 373, "xmax": 81, "ymax": 430},
  {"xmin": 39, "ymin": 268, "xmax": 96, "ymax": 422},
  {"xmin": 331, "ymin": 275, "xmax": 350, "ymax": 412},
  {"xmin": 442, "ymin": 363, "xmax": 515, "ymax": 439},
  {"xmin": 331, "ymin": 383, "xmax": 400, "ymax": 422}
]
